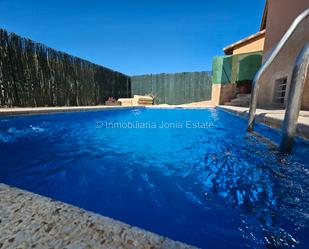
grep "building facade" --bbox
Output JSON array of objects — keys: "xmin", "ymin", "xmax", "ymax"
[
  {"xmin": 258, "ymin": 0, "xmax": 309, "ymax": 109},
  {"xmin": 212, "ymin": 0, "xmax": 309, "ymax": 109}
]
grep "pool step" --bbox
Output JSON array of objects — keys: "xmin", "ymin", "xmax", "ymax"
[
  {"xmin": 224, "ymin": 94, "xmax": 251, "ymax": 107},
  {"xmin": 250, "ymin": 130, "xmax": 278, "ymax": 150},
  {"xmin": 236, "ymin": 93, "xmax": 251, "ymax": 98}
]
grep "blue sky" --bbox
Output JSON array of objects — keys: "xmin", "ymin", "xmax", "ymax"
[{"xmin": 0, "ymin": 0, "xmax": 265, "ymax": 76}]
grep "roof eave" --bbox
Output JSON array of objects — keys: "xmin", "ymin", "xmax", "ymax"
[{"xmin": 223, "ymin": 29, "xmax": 266, "ymax": 54}]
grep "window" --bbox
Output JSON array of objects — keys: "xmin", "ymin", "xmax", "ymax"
[{"xmin": 274, "ymin": 77, "xmax": 287, "ymax": 104}]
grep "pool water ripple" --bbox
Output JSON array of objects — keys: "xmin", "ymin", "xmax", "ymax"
[{"xmin": 0, "ymin": 108, "xmax": 308, "ymax": 249}]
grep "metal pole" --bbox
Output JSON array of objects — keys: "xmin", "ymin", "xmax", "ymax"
[
  {"xmin": 247, "ymin": 70, "xmax": 261, "ymax": 131},
  {"xmin": 280, "ymin": 42, "xmax": 309, "ymax": 153},
  {"xmin": 247, "ymin": 9, "xmax": 309, "ymax": 131}
]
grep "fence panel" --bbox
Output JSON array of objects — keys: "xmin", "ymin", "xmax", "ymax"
[
  {"xmin": 131, "ymin": 72, "xmax": 212, "ymax": 105},
  {"xmin": 0, "ymin": 29, "xmax": 131, "ymax": 107}
]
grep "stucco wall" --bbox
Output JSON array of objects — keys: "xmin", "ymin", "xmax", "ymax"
[
  {"xmin": 258, "ymin": 16, "xmax": 309, "ymax": 109},
  {"xmin": 233, "ymin": 36, "xmax": 265, "ymax": 55},
  {"xmin": 258, "ymin": 0, "xmax": 309, "ymax": 110},
  {"xmin": 263, "ymin": 0, "xmax": 309, "ymax": 56},
  {"xmin": 211, "ymin": 83, "xmax": 238, "ymax": 105}
]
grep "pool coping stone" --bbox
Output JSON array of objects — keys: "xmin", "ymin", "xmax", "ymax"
[
  {"xmin": 0, "ymin": 183, "xmax": 198, "ymax": 249},
  {"xmin": 217, "ymin": 105, "xmax": 309, "ymax": 140}
]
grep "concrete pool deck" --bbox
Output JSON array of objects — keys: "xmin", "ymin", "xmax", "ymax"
[
  {"xmin": 217, "ymin": 105, "xmax": 309, "ymax": 140},
  {"xmin": 0, "ymin": 183, "xmax": 197, "ymax": 249}
]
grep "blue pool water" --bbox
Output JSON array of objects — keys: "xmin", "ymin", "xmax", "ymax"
[{"xmin": 0, "ymin": 108, "xmax": 308, "ymax": 249}]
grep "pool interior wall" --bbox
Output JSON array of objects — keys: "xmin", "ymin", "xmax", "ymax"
[{"xmin": 0, "ymin": 108, "xmax": 308, "ymax": 249}]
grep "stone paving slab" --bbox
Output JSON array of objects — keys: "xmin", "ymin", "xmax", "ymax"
[
  {"xmin": 218, "ymin": 105, "xmax": 309, "ymax": 140},
  {"xmin": 0, "ymin": 184, "xmax": 197, "ymax": 249}
]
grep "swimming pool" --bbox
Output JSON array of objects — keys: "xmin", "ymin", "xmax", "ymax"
[{"xmin": 0, "ymin": 108, "xmax": 308, "ymax": 249}]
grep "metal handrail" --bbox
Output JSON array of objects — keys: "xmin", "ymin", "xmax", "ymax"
[
  {"xmin": 247, "ymin": 8, "xmax": 309, "ymax": 131},
  {"xmin": 280, "ymin": 42, "xmax": 309, "ymax": 152}
]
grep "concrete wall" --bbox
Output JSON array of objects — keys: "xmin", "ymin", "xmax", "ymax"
[
  {"xmin": 233, "ymin": 35, "xmax": 265, "ymax": 55},
  {"xmin": 258, "ymin": 0, "xmax": 309, "ymax": 110}
]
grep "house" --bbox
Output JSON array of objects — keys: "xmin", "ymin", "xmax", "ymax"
[
  {"xmin": 223, "ymin": 29, "xmax": 265, "ymax": 56},
  {"xmin": 257, "ymin": 0, "xmax": 309, "ymax": 109},
  {"xmin": 212, "ymin": 30, "xmax": 265, "ymax": 106},
  {"xmin": 212, "ymin": 0, "xmax": 309, "ymax": 109}
]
